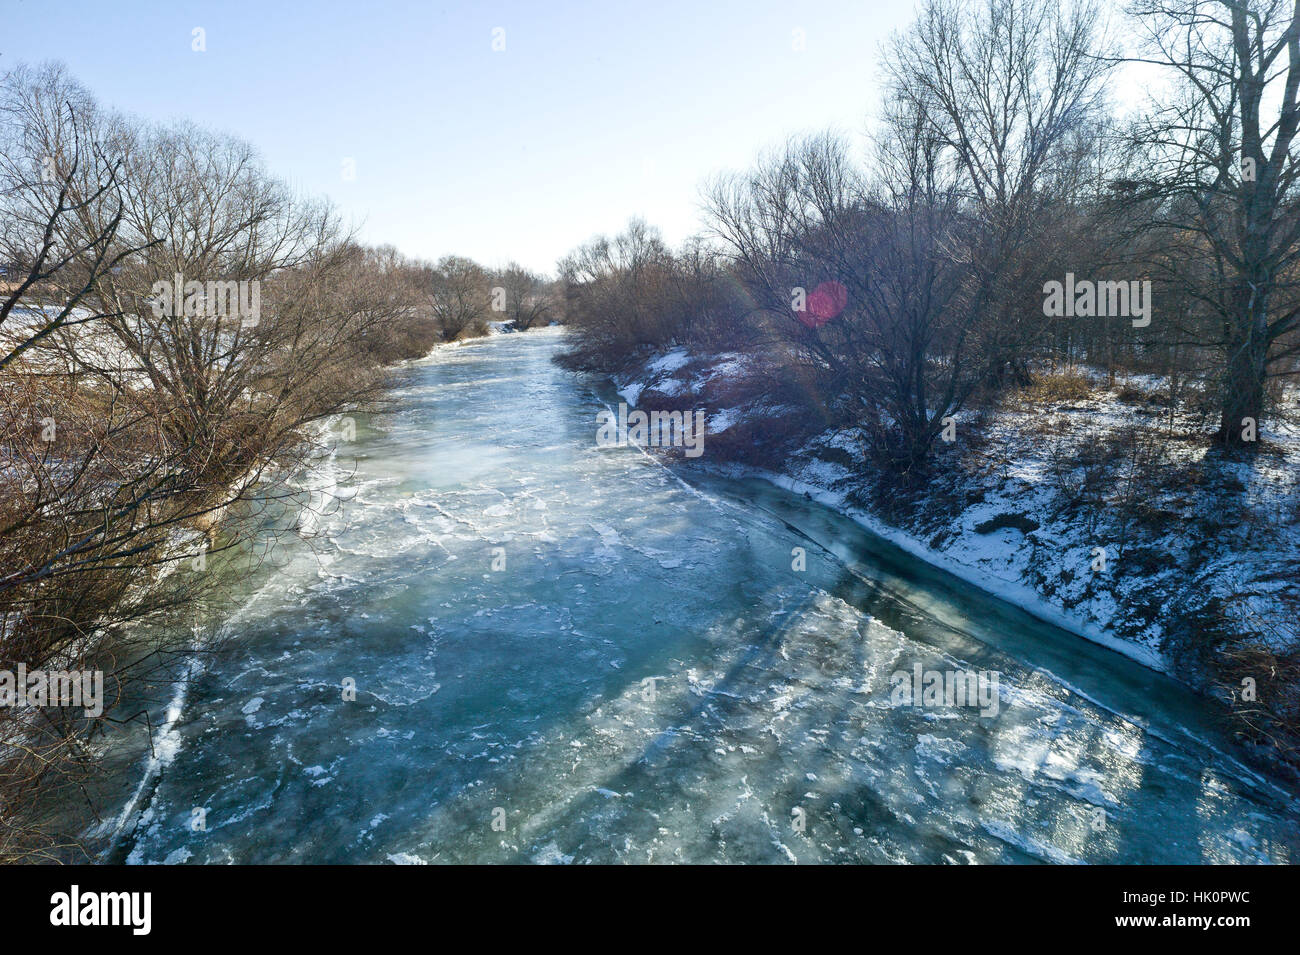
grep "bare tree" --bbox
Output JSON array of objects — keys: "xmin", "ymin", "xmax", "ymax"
[
  {"xmin": 428, "ymin": 255, "xmax": 491, "ymax": 340},
  {"xmin": 1123, "ymin": 0, "xmax": 1300, "ymax": 446},
  {"xmin": 492, "ymin": 262, "xmax": 555, "ymax": 330},
  {"xmin": 556, "ymin": 219, "xmax": 682, "ymax": 365},
  {"xmin": 0, "ymin": 65, "xmax": 157, "ymax": 370},
  {"xmin": 703, "ymin": 0, "xmax": 1111, "ymax": 469},
  {"xmin": 886, "ymin": 0, "xmax": 1113, "ymax": 387}
]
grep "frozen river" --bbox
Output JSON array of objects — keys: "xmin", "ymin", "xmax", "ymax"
[{"xmin": 90, "ymin": 328, "xmax": 1299, "ymax": 864}]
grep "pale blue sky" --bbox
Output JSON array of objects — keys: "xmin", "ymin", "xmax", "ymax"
[{"xmin": 2, "ymin": 0, "xmax": 914, "ymax": 272}]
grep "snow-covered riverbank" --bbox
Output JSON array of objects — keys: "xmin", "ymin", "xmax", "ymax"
[{"xmin": 607, "ymin": 346, "xmax": 1300, "ymax": 697}]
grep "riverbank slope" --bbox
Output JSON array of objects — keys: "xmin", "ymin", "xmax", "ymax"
[{"xmin": 600, "ymin": 344, "xmax": 1300, "ymax": 770}]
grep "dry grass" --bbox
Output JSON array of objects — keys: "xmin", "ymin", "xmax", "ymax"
[
  {"xmin": 1017, "ymin": 367, "xmax": 1096, "ymax": 406},
  {"xmin": 1217, "ymin": 640, "xmax": 1300, "ymax": 759}
]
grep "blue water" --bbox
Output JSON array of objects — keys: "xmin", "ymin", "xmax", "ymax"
[{"xmin": 91, "ymin": 328, "xmax": 1300, "ymax": 864}]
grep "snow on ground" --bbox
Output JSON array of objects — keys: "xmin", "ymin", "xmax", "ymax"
[{"xmin": 1, "ymin": 306, "xmax": 146, "ymax": 381}]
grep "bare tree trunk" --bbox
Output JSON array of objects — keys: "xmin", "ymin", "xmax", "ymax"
[{"xmin": 1220, "ymin": 286, "xmax": 1271, "ymax": 444}]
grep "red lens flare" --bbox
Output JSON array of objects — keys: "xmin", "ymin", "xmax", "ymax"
[{"xmin": 796, "ymin": 280, "xmax": 848, "ymax": 328}]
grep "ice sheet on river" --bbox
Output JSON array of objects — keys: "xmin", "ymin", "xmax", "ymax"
[{"xmin": 103, "ymin": 329, "xmax": 1299, "ymax": 864}]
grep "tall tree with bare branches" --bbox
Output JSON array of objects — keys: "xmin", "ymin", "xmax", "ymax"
[{"xmin": 1124, "ymin": 0, "xmax": 1300, "ymax": 446}]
